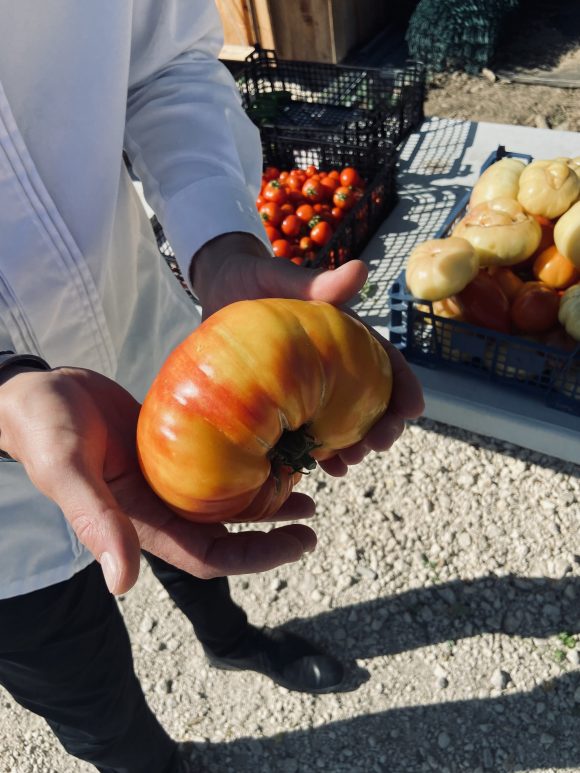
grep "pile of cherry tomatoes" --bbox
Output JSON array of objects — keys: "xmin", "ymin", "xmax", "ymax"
[{"xmin": 257, "ymin": 164, "xmax": 365, "ymax": 265}]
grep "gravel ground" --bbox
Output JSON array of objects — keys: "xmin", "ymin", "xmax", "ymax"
[{"xmin": 1, "ymin": 417, "xmax": 579, "ymax": 773}]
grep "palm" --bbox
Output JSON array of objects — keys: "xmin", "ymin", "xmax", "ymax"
[{"xmin": 63, "ymin": 369, "xmax": 316, "ymax": 582}]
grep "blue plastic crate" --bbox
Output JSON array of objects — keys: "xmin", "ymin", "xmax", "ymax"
[{"xmin": 389, "ymin": 146, "xmax": 580, "ymax": 414}]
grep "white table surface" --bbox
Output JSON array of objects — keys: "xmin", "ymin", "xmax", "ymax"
[{"xmin": 354, "ymin": 118, "xmax": 580, "ymax": 464}]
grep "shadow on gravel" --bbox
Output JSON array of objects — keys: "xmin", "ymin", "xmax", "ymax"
[
  {"xmin": 186, "ymin": 573, "xmax": 580, "ymax": 771},
  {"xmin": 186, "ymin": 670, "xmax": 580, "ymax": 772},
  {"xmin": 416, "ymin": 417, "xmax": 580, "ymax": 478},
  {"xmin": 290, "ymin": 573, "xmax": 580, "ymax": 662}
]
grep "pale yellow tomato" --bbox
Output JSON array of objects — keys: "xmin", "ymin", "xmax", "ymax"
[
  {"xmin": 517, "ymin": 159, "xmax": 580, "ymax": 219},
  {"xmin": 453, "ymin": 197, "xmax": 542, "ymax": 266},
  {"xmin": 406, "ymin": 236, "xmax": 479, "ymax": 301}
]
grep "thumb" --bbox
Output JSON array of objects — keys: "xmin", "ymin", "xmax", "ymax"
[
  {"xmin": 32, "ymin": 465, "xmax": 142, "ymax": 595},
  {"xmin": 262, "ymin": 258, "xmax": 369, "ymax": 306}
]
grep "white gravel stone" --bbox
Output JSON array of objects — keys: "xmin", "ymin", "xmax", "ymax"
[{"xmin": 490, "ymin": 668, "xmax": 511, "ymax": 691}]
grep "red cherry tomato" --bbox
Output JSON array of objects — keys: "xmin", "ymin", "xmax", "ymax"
[
  {"xmin": 320, "ymin": 175, "xmax": 340, "ymax": 200},
  {"xmin": 281, "ymin": 214, "xmax": 302, "ymax": 238},
  {"xmin": 272, "ymin": 239, "xmax": 293, "ymax": 259},
  {"xmin": 302, "ymin": 179, "xmax": 324, "ymax": 204},
  {"xmin": 454, "ymin": 271, "xmax": 511, "ymax": 333},
  {"xmin": 286, "ymin": 174, "xmax": 303, "ymax": 193},
  {"xmin": 296, "ymin": 204, "xmax": 315, "ymax": 223},
  {"xmin": 290, "ymin": 168, "xmax": 307, "ymax": 182},
  {"xmin": 263, "ymin": 166, "xmax": 280, "ymax": 182},
  {"xmin": 263, "ymin": 180, "xmax": 288, "ymax": 205},
  {"xmin": 259, "ymin": 202, "xmax": 283, "ymax": 227},
  {"xmin": 299, "ymin": 236, "xmax": 315, "ymax": 252},
  {"xmin": 264, "ymin": 225, "xmax": 281, "ymax": 243},
  {"xmin": 339, "ymin": 167, "xmax": 361, "ymax": 188},
  {"xmin": 510, "ymin": 281, "xmax": 561, "ymax": 334},
  {"xmin": 310, "ymin": 221, "xmax": 333, "ymax": 247},
  {"xmin": 333, "ymin": 186, "xmax": 356, "ymax": 210}
]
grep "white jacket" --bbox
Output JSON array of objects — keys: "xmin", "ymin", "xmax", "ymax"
[{"xmin": 0, "ymin": 0, "xmax": 266, "ymax": 598}]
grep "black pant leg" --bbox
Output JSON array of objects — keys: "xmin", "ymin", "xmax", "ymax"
[
  {"xmin": 0, "ymin": 563, "xmax": 177, "ymax": 773},
  {"xmin": 144, "ymin": 552, "xmax": 248, "ymax": 656}
]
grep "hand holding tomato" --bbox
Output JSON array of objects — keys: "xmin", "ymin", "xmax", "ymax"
[
  {"xmin": 0, "ymin": 366, "xmax": 316, "ymax": 596},
  {"xmin": 190, "ymin": 233, "xmax": 425, "ymax": 474}
]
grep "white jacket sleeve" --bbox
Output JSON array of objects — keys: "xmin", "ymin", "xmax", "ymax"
[{"xmin": 125, "ymin": 0, "xmax": 269, "ymax": 286}]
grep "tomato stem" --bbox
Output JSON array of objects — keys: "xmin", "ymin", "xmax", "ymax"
[{"xmin": 269, "ymin": 425, "xmax": 320, "ymax": 475}]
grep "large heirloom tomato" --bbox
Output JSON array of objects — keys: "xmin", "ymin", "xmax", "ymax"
[{"xmin": 137, "ymin": 299, "xmax": 392, "ymax": 524}]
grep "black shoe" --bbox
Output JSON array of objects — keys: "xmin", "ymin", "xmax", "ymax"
[{"xmin": 204, "ymin": 625, "xmax": 345, "ymax": 694}]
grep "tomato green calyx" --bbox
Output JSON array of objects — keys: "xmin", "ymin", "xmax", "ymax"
[{"xmin": 269, "ymin": 425, "xmax": 320, "ymax": 474}]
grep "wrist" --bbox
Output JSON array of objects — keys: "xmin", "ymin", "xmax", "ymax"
[{"xmin": 0, "ymin": 353, "xmax": 52, "ymax": 459}]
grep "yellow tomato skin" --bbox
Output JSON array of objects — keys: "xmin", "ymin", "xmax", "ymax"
[
  {"xmin": 533, "ymin": 245, "xmax": 580, "ymax": 290},
  {"xmin": 406, "ymin": 237, "xmax": 478, "ymax": 301},
  {"xmin": 469, "ymin": 157, "xmax": 525, "ymax": 207},
  {"xmin": 517, "ymin": 159, "xmax": 580, "ymax": 219},
  {"xmin": 553, "ymin": 156, "xmax": 580, "ymax": 179},
  {"xmin": 453, "ymin": 197, "xmax": 542, "ymax": 266},
  {"xmin": 137, "ymin": 299, "xmax": 392, "ymax": 523},
  {"xmin": 554, "ymin": 200, "xmax": 580, "ymax": 268}
]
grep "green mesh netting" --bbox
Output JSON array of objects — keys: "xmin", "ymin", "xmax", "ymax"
[{"xmin": 406, "ymin": 0, "xmax": 521, "ymax": 74}]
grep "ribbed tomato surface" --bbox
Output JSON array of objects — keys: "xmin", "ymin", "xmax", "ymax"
[{"xmin": 137, "ymin": 299, "xmax": 392, "ymax": 523}]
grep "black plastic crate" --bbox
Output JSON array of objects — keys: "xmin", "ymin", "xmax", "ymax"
[
  {"xmin": 388, "ymin": 146, "xmax": 580, "ymax": 414},
  {"xmin": 262, "ymin": 133, "xmax": 397, "ymax": 270},
  {"xmin": 236, "ymin": 47, "xmax": 425, "ymax": 156},
  {"xmin": 152, "ymin": 132, "xmax": 397, "ymax": 279}
]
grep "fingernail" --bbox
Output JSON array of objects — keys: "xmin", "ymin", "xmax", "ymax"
[{"xmin": 100, "ymin": 552, "xmax": 120, "ymax": 594}]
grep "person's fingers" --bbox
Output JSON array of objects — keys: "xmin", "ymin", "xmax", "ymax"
[
  {"xmin": 56, "ymin": 477, "xmax": 142, "ymax": 594},
  {"xmin": 336, "ymin": 442, "xmax": 371, "ymax": 466},
  {"xmin": 305, "ymin": 260, "xmax": 369, "ymax": 304},
  {"xmin": 25, "ymin": 435, "xmax": 142, "ymax": 595},
  {"xmin": 262, "ymin": 492, "xmax": 316, "ymax": 522},
  {"xmin": 201, "ymin": 524, "xmax": 318, "ymax": 576},
  {"xmin": 380, "ymin": 340, "xmax": 425, "ymax": 420},
  {"xmin": 318, "ymin": 456, "xmax": 349, "ymax": 477},
  {"xmin": 358, "ymin": 414, "xmax": 406, "ymax": 453},
  {"xmin": 142, "ymin": 517, "xmax": 317, "ymax": 578},
  {"xmin": 258, "ymin": 258, "xmax": 369, "ymax": 306},
  {"xmin": 342, "ymin": 308, "xmax": 425, "ymax": 421}
]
